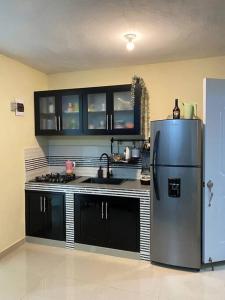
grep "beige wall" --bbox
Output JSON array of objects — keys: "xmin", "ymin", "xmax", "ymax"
[
  {"xmin": 48, "ymin": 56, "xmax": 225, "ymax": 120},
  {"xmin": 0, "ymin": 55, "xmax": 48, "ymax": 253}
]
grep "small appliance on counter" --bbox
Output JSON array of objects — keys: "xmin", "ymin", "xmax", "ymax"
[
  {"xmin": 140, "ymin": 173, "xmax": 150, "ymax": 185},
  {"xmin": 30, "ymin": 173, "xmax": 79, "ymax": 184},
  {"xmin": 140, "ymin": 141, "xmax": 150, "ymax": 185}
]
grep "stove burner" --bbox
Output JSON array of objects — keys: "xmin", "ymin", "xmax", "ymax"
[{"xmin": 33, "ymin": 173, "xmax": 78, "ymax": 184}]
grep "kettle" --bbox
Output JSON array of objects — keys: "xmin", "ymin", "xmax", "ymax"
[
  {"xmin": 182, "ymin": 102, "xmax": 197, "ymax": 119},
  {"xmin": 65, "ymin": 160, "xmax": 75, "ymax": 175}
]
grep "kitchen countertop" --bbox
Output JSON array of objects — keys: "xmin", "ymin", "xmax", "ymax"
[
  {"xmin": 26, "ymin": 176, "xmax": 150, "ymax": 192},
  {"xmin": 68, "ymin": 176, "xmax": 150, "ymax": 191}
]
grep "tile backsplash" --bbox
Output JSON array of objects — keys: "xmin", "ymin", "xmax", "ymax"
[
  {"xmin": 25, "ymin": 138, "xmax": 145, "ymax": 181},
  {"xmin": 24, "ymin": 146, "xmax": 48, "ymax": 181}
]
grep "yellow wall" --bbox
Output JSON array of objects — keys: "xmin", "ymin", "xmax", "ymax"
[
  {"xmin": 1, "ymin": 53, "xmax": 225, "ymax": 253},
  {"xmin": 0, "ymin": 55, "xmax": 48, "ymax": 253},
  {"xmin": 48, "ymin": 55, "xmax": 225, "ymax": 120}
]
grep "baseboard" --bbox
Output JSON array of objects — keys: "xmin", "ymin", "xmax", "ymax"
[
  {"xmin": 0, "ymin": 238, "xmax": 25, "ymax": 259},
  {"xmin": 74, "ymin": 243, "xmax": 140, "ymax": 260},
  {"xmin": 26, "ymin": 236, "xmax": 66, "ymax": 248}
]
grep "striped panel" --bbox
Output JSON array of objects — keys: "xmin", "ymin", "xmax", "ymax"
[
  {"xmin": 48, "ymin": 155, "xmax": 142, "ymax": 170},
  {"xmin": 25, "ymin": 182, "xmax": 150, "ymax": 261},
  {"xmin": 25, "ymin": 157, "xmax": 48, "ymax": 172},
  {"xmin": 140, "ymin": 195, "xmax": 151, "ymax": 261},
  {"xmin": 65, "ymin": 193, "xmax": 75, "ymax": 249}
]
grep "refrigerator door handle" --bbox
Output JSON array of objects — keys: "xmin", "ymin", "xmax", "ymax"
[
  {"xmin": 152, "ymin": 130, "xmax": 160, "ymax": 200},
  {"xmin": 152, "ymin": 130, "xmax": 160, "ymax": 165}
]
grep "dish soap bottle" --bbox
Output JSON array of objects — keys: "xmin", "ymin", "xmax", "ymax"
[
  {"xmin": 173, "ymin": 98, "xmax": 180, "ymax": 119},
  {"xmin": 97, "ymin": 166, "xmax": 103, "ymax": 178}
]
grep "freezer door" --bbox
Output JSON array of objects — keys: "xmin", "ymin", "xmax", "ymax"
[
  {"xmin": 150, "ymin": 120, "xmax": 202, "ymax": 166},
  {"xmin": 150, "ymin": 166, "xmax": 201, "ymax": 269}
]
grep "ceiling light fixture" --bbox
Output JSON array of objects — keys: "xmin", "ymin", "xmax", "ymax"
[{"xmin": 124, "ymin": 33, "xmax": 136, "ymax": 51}]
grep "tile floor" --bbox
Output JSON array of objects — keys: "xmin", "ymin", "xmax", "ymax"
[{"xmin": 0, "ymin": 243, "xmax": 224, "ymax": 300}]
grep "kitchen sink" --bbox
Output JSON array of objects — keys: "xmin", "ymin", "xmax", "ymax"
[{"xmin": 82, "ymin": 177, "xmax": 124, "ymax": 185}]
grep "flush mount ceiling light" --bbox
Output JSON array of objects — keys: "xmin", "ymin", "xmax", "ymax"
[{"xmin": 124, "ymin": 33, "xmax": 136, "ymax": 51}]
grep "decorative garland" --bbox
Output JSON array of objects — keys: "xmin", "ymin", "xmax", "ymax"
[{"xmin": 131, "ymin": 75, "xmax": 150, "ymax": 138}]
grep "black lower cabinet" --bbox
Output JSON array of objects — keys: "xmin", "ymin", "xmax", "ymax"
[
  {"xmin": 75, "ymin": 194, "xmax": 140, "ymax": 252},
  {"xmin": 25, "ymin": 191, "xmax": 65, "ymax": 241},
  {"xmin": 108, "ymin": 196, "xmax": 140, "ymax": 252},
  {"xmin": 75, "ymin": 195, "xmax": 109, "ymax": 247}
]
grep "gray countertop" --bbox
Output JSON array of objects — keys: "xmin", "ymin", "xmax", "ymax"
[
  {"xmin": 26, "ymin": 176, "xmax": 150, "ymax": 192},
  {"xmin": 68, "ymin": 176, "xmax": 150, "ymax": 191}
]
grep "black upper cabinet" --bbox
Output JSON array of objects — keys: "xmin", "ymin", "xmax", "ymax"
[
  {"xmin": 83, "ymin": 85, "xmax": 140, "ymax": 135},
  {"xmin": 83, "ymin": 87, "xmax": 110, "ymax": 135},
  {"xmin": 35, "ymin": 91, "xmax": 59, "ymax": 135},
  {"xmin": 35, "ymin": 89, "xmax": 83, "ymax": 136},
  {"xmin": 110, "ymin": 85, "xmax": 140, "ymax": 135},
  {"xmin": 34, "ymin": 84, "xmax": 140, "ymax": 136}
]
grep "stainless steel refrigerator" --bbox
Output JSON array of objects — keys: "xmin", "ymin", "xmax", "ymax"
[{"xmin": 150, "ymin": 119, "xmax": 202, "ymax": 269}]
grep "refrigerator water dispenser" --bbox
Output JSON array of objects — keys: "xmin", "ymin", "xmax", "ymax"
[{"xmin": 168, "ymin": 178, "xmax": 181, "ymax": 197}]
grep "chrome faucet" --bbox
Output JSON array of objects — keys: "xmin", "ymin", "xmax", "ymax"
[{"xmin": 100, "ymin": 153, "xmax": 112, "ymax": 178}]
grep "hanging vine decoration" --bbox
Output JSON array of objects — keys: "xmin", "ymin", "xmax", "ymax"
[{"xmin": 131, "ymin": 75, "xmax": 150, "ymax": 138}]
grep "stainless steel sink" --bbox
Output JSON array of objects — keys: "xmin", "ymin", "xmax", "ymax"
[{"xmin": 82, "ymin": 177, "xmax": 124, "ymax": 185}]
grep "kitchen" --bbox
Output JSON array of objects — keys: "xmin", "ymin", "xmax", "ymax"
[{"xmin": 1, "ymin": 0, "xmax": 225, "ymax": 299}]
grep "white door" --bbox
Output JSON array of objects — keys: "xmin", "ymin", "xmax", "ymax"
[{"xmin": 203, "ymin": 78, "xmax": 225, "ymax": 263}]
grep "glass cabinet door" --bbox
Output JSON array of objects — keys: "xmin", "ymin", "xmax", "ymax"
[
  {"xmin": 113, "ymin": 91, "xmax": 134, "ymax": 130},
  {"xmin": 39, "ymin": 96, "xmax": 57, "ymax": 131},
  {"xmin": 87, "ymin": 93, "xmax": 107, "ymax": 130},
  {"xmin": 61, "ymin": 94, "xmax": 81, "ymax": 132}
]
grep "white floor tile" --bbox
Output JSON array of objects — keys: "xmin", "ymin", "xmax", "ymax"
[{"xmin": 0, "ymin": 242, "xmax": 224, "ymax": 300}]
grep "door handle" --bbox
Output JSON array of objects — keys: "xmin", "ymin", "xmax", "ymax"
[
  {"xmin": 101, "ymin": 201, "xmax": 104, "ymax": 219},
  {"xmin": 105, "ymin": 201, "xmax": 108, "ymax": 220},
  {"xmin": 40, "ymin": 196, "xmax": 43, "ymax": 212},
  {"xmin": 43, "ymin": 196, "xmax": 46, "ymax": 213},
  {"xmin": 58, "ymin": 116, "xmax": 61, "ymax": 131},
  {"xmin": 207, "ymin": 180, "xmax": 214, "ymax": 207},
  {"xmin": 152, "ymin": 131, "xmax": 160, "ymax": 201},
  {"xmin": 106, "ymin": 115, "xmax": 109, "ymax": 130},
  {"xmin": 55, "ymin": 116, "xmax": 57, "ymax": 130},
  {"xmin": 110, "ymin": 115, "xmax": 112, "ymax": 130}
]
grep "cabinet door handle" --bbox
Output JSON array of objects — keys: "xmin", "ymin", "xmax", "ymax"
[
  {"xmin": 105, "ymin": 201, "xmax": 108, "ymax": 220},
  {"xmin": 58, "ymin": 116, "xmax": 61, "ymax": 131},
  {"xmin": 106, "ymin": 115, "xmax": 109, "ymax": 130},
  {"xmin": 101, "ymin": 201, "xmax": 104, "ymax": 219},
  {"xmin": 44, "ymin": 196, "xmax": 46, "ymax": 213},
  {"xmin": 40, "ymin": 196, "xmax": 43, "ymax": 212},
  {"xmin": 110, "ymin": 115, "xmax": 112, "ymax": 130},
  {"xmin": 55, "ymin": 116, "xmax": 57, "ymax": 130}
]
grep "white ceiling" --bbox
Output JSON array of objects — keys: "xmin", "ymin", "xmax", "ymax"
[{"xmin": 1, "ymin": 0, "xmax": 225, "ymax": 74}]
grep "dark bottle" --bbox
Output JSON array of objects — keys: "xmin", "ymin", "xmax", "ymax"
[
  {"xmin": 173, "ymin": 99, "xmax": 180, "ymax": 119},
  {"xmin": 97, "ymin": 166, "xmax": 103, "ymax": 178}
]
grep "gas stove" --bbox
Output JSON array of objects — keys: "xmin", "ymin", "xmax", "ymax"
[{"xmin": 31, "ymin": 173, "xmax": 79, "ymax": 184}]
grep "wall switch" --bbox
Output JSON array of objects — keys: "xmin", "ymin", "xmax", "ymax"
[{"xmin": 11, "ymin": 99, "xmax": 24, "ymax": 116}]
